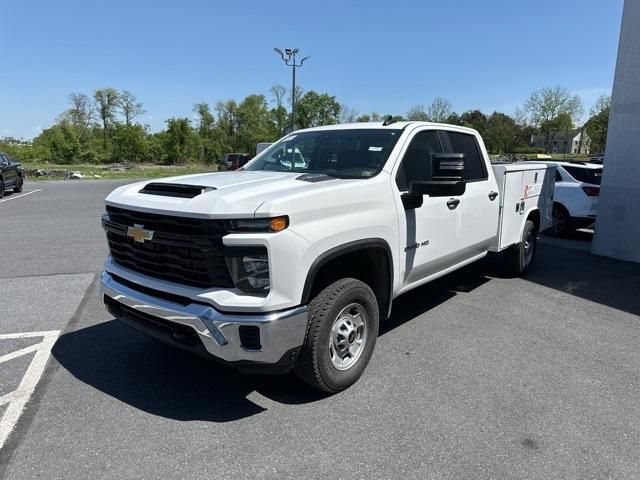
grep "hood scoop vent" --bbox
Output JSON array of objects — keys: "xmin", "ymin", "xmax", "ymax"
[
  {"xmin": 139, "ymin": 183, "xmax": 215, "ymax": 199},
  {"xmin": 295, "ymin": 173, "xmax": 335, "ymax": 183}
]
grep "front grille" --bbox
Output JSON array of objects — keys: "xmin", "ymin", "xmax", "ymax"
[{"xmin": 103, "ymin": 206, "xmax": 234, "ymax": 289}]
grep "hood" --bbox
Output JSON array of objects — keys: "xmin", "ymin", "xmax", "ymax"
[{"xmin": 105, "ymin": 170, "xmax": 343, "ymax": 218}]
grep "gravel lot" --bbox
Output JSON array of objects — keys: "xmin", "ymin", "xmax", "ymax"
[{"xmin": 1, "ymin": 180, "xmax": 640, "ymax": 479}]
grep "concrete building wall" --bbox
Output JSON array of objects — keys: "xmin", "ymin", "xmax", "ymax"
[{"xmin": 592, "ymin": 0, "xmax": 640, "ymax": 262}]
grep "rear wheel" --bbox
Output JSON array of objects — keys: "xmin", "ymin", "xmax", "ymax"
[
  {"xmin": 503, "ymin": 220, "xmax": 537, "ymax": 276},
  {"xmin": 550, "ymin": 203, "xmax": 571, "ymax": 236},
  {"xmin": 295, "ymin": 278, "xmax": 379, "ymax": 393},
  {"xmin": 13, "ymin": 175, "xmax": 23, "ymax": 193}
]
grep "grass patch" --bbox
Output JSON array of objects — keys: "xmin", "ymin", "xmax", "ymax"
[{"xmin": 22, "ymin": 163, "xmax": 218, "ymax": 181}]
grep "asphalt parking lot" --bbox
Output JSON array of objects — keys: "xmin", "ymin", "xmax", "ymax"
[{"xmin": 1, "ymin": 180, "xmax": 640, "ymax": 479}]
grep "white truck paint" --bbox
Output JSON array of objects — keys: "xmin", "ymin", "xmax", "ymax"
[{"xmin": 100, "ymin": 122, "xmax": 554, "ymax": 392}]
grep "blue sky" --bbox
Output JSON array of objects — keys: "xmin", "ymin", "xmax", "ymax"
[{"xmin": 0, "ymin": 0, "xmax": 624, "ymax": 139}]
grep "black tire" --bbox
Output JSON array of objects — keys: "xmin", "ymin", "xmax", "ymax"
[
  {"xmin": 503, "ymin": 220, "xmax": 537, "ymax": 276},
  {"xmin": 13, "ymin": 175, "xmax": 23, "ymax": 193},
  {"xmin": 0, "ymin": 179, "xmax": 4, "ymax": 199},
  {"xmin": 295, "ymin": 278, "xmax": 379, "ymax": 393},
  {"xmin": 550, "ymin": 203, "xmax": 571, "ymax": 236}
]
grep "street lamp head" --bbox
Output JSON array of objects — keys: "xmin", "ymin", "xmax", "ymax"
[
  {"xmin": 273, "ymin": 47, "xmax": 284, "ymax": 56},
  {"xmin": 300, "ymin": 56, "xmax": 310, "ymax": 65},
  {"xmin": 284, "ymin": 48, "xmax": 293, "ymax": 55}
]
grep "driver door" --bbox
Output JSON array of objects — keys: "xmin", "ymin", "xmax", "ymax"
[
  {"xmin": 1, "ymin": 154, "xmax": 16, "ymax": 185},
  {"xmin": 395, "ymin": 130, "xmax": 463, "ymax": 288}
]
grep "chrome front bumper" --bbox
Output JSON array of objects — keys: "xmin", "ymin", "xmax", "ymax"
[{"xmin": 100, "ymin": 271, "xmax": 309, "ymax": 367}]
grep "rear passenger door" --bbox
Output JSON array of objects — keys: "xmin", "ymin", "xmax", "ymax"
[{"xmin": 440, "ymin": 131, "xmax": 500, "ymax": 259}]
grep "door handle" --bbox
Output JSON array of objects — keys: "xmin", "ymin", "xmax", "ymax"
[
  {"xmin": 446, "ymin": 198, "xmax": 460, "ymax": 210},
  {"xmin": 488, "ymin": 191, "xmax": 498, "ymax": 201}
]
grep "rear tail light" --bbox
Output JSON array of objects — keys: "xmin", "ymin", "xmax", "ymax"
[{"xmin": 582, "ymin": 186, "xmax": 600, "ymax": 196}]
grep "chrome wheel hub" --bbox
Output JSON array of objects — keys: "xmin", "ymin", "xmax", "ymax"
[{"xmin": 329, "ymin": 303, "xmax": 367, "ymax": 370}]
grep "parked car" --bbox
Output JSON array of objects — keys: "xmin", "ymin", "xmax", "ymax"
[
  {"xmin": 100, "ymin": 122, "xmax": 555, "ymax": 393},
  {"xmin": 523, "ymin": 159, "xmax": 602, "ymax": 235},
  {"xmin": 256, "ymin": 142, "xmax": 273, "ymax": 155},
  {"xmin": 0, "ymin": 152, "xmax": 24, "ymax": 198},
  {"xmin": 220, "ymin": 153, "xmax": 250, "ymax": 171}
]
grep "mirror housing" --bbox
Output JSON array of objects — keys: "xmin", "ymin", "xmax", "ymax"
[
  {"xmin": 401, "ymin": 153, "xmax": 467, "ymax": 208},
  {"xmin": 409, "ymin": 180, "xmax": 466, "ymax": 197},
  {"xmin": 432, "ymin": 153, "xmax": 465, "ymax": 181}
]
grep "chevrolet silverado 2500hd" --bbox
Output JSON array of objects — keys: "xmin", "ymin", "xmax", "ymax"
[{"xmin": 101, "ymin": 122, "xmax": 554, "ymax": 392}]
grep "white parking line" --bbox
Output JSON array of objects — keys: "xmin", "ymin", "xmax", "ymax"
[
  {"xmin": 0, "ymin": 189, "xmax": 42, "ymax": 203},
  {"xmin": 0, "ymin": 330, "xmax": 60, "ymax": 451}
]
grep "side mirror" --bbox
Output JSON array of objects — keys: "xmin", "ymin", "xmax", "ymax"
[{"xmin": 402, "ymin": 153, "xmax": 466, "ymax": 208}]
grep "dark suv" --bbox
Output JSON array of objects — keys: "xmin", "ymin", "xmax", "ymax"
[
  {"xmin": 220, "ymin": 153, "xmax": 250, "ymax": 171},
  {"xmin": 0, "ymin": 152, "xmax": 24, "ymax": 198}
]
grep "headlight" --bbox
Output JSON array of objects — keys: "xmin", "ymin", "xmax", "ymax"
[
  {"xmin": 225, "ymin": 216, "xmax": 289, "ymax": 233},
  {"xmin": 226, "ymin": 255, "xmax": 270, "ymax": 295}
]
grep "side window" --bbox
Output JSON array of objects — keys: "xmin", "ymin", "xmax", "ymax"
[
  {"xmin": 442, "ymin": 131, "xmax": 488, "ymax": 181},
  {"xmin": 395, "ymin": 131, "xmax": 443, "ymax": 191},
  {"xmin": 555, "ymin": 170, "xmax": 563, "ymax": 182}
]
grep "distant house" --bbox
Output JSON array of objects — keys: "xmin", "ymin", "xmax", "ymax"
[{"xmin": 531, "ymin": 129, "xmax": 591, "ymax": 154}]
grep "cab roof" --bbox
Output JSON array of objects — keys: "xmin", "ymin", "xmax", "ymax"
[{"xmin": 293, "ymin": 121, "xmax": 480, "ymax": 136}]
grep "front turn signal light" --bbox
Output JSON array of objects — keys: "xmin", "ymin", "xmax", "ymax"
[{"xmin": 269, "ymin": 216, "xmax": 289, "ymax": 232}]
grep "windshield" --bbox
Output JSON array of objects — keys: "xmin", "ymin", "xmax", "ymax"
[
  {"xmin": 244, "ymin": 129, "xmax": 402, "ymax": 179},
  {"xmin": 564, "ymin": 166, "xmax": 602, "ymax": 185}
]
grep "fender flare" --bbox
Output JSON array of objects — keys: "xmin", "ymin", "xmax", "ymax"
[{"xmin": 300, "ymin": 238, "xmax": 394, "ymax": 318}]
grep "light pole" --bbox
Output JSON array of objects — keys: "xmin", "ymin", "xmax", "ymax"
[{"xmin": 274, "ymin": 48, "xmax": 309, "ymax": 132}]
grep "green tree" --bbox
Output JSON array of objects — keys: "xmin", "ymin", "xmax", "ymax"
[
  {"xmin": 120, "ymin": 91, "xmax": 145, "ymax": 126},
  {"xmin": 269, "ymin": 85, "xmax": 288, "ymax": 136},
  {"xmin": 524, "ymin": 86, "xmax": 583, "ymax": 151},
  {"xmin": 110, "ymin": 124, "xmax": 150, "ymax": 162},
  {"xmin": 585, "ymin": 93, "xmax": 611, "ymax": 153},
  {"xmin": 94, "ymin": 88, "xmax": 121, "ymax": 148},
  {"xmin": 540, "ymin": 112, "xmax": 573, "ymax": 152},
  {"xmin": 295, "ymin": 91, "xmax": 341, "ymax": 128},
  {"xmin": 484, "ymin": 112, "xmax": 520, "ymax": 153},
  {"xmin": 459, "ymin": 110, "xmax": 488, "ymax": 133},
  {"xmin": 235, "ymin": 94, "xmax": 277, "ymax": 153},
  {"xmin": 163, "ymin": 118, "xmax": 198, "ymax": 164},
  {"xmin": 215, "ymin": 100, "xmax": 239, "ymax": 152},
  {"xmin": 64, "ymin": 93, "xmax": 95, "ymax": 128},
  {"xmin": 33, "ymin": 122, "xmax": 82, "ymax": 164},
  {"xmin": 193, "ymin": 102, "xmax": 219, "ymax": 163}
]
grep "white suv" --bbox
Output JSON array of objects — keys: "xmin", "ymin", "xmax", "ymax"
[{"xmin": 524, "ymin": 160, "xmax": 601, "ymax": 235}]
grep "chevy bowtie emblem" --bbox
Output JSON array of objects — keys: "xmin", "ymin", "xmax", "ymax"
[{"xmin": 127, "ymin": 224, "xmax": 154, "ymax": 243}]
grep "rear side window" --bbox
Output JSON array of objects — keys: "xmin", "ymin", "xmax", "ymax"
[
  {"xmin": 442, "ymin": 131, "xmax": 488, "ymax": 181},
  {"xmin": 564, "ymin": 166, "xmax": 602, "ymax": 185},
  {"xmin": 555, "ymin": 170, "xmax": 563, "ymax": 182},
  {"xmin": 395, "ymin": 131, "xmax": 443, "ymax": 191}
]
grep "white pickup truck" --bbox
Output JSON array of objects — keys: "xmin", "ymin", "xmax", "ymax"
[{"xmin": 101, "ymin": 122, "xmax": 554, "ymax": 392}]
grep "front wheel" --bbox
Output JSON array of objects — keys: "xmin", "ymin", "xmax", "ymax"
[
  {"xmin": 295, "ymin": 278, "xmax": 379, "ymax": 393},
  {"xmin": 503, "ymin": 220, "xmax": 537, "ymax": 276},
  {"xmin": 13, "ymin": 176, "xmax": 23, "ymax": 193}
]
